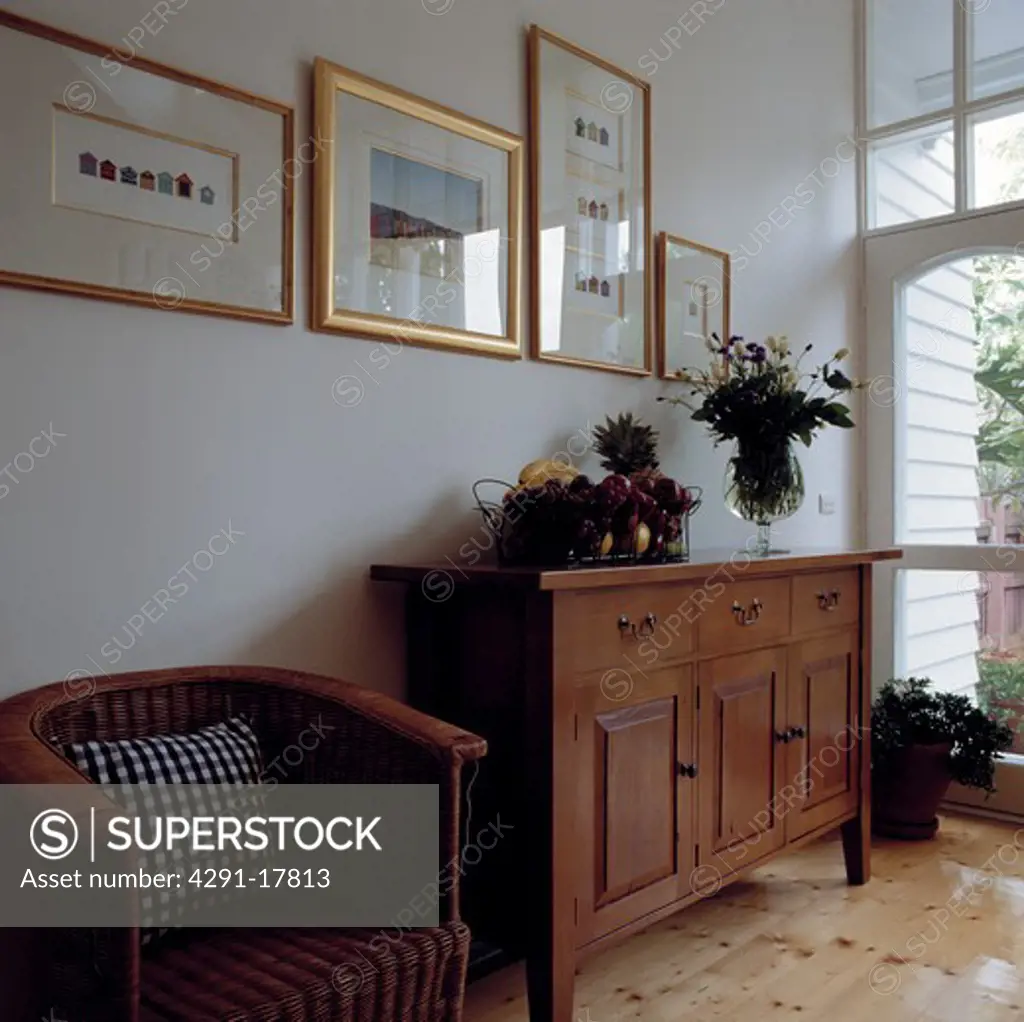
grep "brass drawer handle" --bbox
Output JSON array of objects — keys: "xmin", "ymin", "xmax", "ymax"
[
  {"xmin": 618, "ymin": 612, "xmax": 657, "ymax": 639},
  {"xmin": 816, "ymin": 589, "xmax": 841, "ymax": 612},
  {"xmin": 732, "ymin": 599, "xmax": 762, "ymax": 626}
]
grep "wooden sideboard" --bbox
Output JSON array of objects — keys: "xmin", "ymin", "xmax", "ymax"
[{"xmin": 372, "ymin": 547, "xmax": 901, "ymax": 1022}]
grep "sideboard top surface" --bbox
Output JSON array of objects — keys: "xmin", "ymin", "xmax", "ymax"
[{"xmin": 371, "ymin": 547, "xmax": 902, "ymax": 592}]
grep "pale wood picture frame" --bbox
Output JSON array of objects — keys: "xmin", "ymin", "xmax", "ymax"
[
  {"xmin": 528, "ymin": 25, "xmax": 653, "ymax": 376},
  {"xmin": 0, "ymin": 11, "xmax": 295, "ymax": 325},
  {"xmin": 657, "ymin": 232, "xmax": 732, "ymax": 380}
]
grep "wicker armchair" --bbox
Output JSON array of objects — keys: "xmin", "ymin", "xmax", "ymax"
[{"xmin": 0, "ymin": 665, "xmax": 487, "ymax": 1022}]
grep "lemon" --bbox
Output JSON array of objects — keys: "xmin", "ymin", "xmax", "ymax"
[
  {"xmin": 634, "ymin": 523, "xmax": 651, "ymax": 555},
  {"xmin": 517, "ymin": 458, "xmax": 580, "ymax": 489}
]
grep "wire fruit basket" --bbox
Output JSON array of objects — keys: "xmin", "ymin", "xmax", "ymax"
[{"xmin": 473, "ymin": 476, "xmax": 702, "ymax": 569}]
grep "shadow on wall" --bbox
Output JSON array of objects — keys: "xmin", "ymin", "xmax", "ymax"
[
  {"xmin": 237, "ymin": 424, "xmax": 596, "ymax": 697},
  {"xmin": 236, "ymin": 487, "xmax": 500, "ymax": 700}
]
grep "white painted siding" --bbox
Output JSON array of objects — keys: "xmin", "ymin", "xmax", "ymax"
[
  {"xmin": 868, "ymin": 0, "xmax": 954, "ymax": 127},
  {"xmin": 899, "ymin": 256, "xmax": 981, "ymax": 695},
  {"xmin": 873, "ymin": 134, "xmax": 956, "ymax": 229}
]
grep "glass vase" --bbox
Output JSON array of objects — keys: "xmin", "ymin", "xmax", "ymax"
[{"xmin": 724, "ymin": 441, "xmax": 805, "ymax": 556}]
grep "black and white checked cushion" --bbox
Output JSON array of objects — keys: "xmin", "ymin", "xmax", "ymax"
[
  {"xmin": 66, "ymin": 716, "xmax": 261, "ymax": 786},
  {"xmin": 64, "ymin": 717, "xmax": 264, "ymax": 944}
]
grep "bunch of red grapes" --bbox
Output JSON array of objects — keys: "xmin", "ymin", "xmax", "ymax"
[{"xmin": 501, "ymin": 473, "xmax": 697, "ymax": 566}]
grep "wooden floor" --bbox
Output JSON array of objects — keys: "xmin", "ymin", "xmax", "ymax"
[{"xmin": 465, "ymin": 814, "xmax": 1024, "ymax": 1022}]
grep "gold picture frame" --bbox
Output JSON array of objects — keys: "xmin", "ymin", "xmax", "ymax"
[
  {"xmin": 657, "ymin": 232, "xmax": 731, "ymax": 380},
  {"xmin": 0, "ymin": 11, "xmax": 295, "ymax": 325},
  {"xmin": 312, "ymin": 58, "xmax": 524, "ymax": 359},
  {"xmin": 528, "ymin": 25, "xmax": 653, "ymax": 376}
]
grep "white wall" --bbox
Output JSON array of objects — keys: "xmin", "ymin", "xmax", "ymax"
[{"xmin": 0, "ymin": 0, "xmax": 860, "ymax": 699}]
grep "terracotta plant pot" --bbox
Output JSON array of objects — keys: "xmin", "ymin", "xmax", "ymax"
[{"xmin": 872, "ymin": 741, "xmax": 953, "ymax": 840}]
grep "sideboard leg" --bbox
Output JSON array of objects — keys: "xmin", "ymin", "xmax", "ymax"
[
  {"xmin": 527, "ymin": 938, "xmax": 575, "ymax": 1022},
  {"xmin": 841, "ymin": 813, "xmax": 870, "ymax": 885},
  {"xmin": 525, "ymin": 593, "xmax": 577, "ymax": 1022}
]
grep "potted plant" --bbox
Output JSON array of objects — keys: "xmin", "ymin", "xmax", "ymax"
[
  {"xmin": 977, "ymin": 654, "xmax": 1024, "ymax": 754},
  {"xmin": 872, "ymin": 677, "xmax": 1013, "ymax": 839},
  {"xmin": 659, "ymin": 335, "xmax": 863, "ymax": 555}
]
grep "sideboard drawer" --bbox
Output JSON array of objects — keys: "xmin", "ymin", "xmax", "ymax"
[
  {"xmin": 567, "ymin": 585, "xmax": 695, "ymax": 674},
  {"xmin": 698, "ymin": 576, "xmax": 791, "ymax": 653},
  {"xmin": 791, "ymin": 569, "xmax": 860, "ymax": 636}
]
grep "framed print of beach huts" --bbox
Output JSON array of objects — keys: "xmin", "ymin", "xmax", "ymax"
[
  {"xmin": 528, "ymin": 25, "xmax": 652, "ymax": 375},
  {"xmin": 0, "ymin": 11, "xmax": 295, "ymax": 324},
  {"xmin": 57, "ymin": 111, "xmax": 231, "ymax": 238}
]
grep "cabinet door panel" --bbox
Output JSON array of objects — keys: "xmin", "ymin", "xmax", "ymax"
[
  {"xmin": 576, "ymin": 664, "xmax": 696, "ymax": 946},
  {"xmin": 785, "ymin": 631, "xmax": 860, "ymax": 839},
  {"xmin": 699, "ymin": 647, "xmax": 787, "ymax": 877},
  {"xmin": 598, "ymin": 699, "xmax": 676, "ymax": 900}
]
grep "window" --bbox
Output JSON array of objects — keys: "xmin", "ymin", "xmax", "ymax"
[
  {"xmin": 867, "ymin": 0, "xmax": 952, "ymax": 128},
  {"xmin": 863, "ymin": 0, "xmax": 1024, "ymax": 229},
  {"xmin": 891, "ymin": 252, "xmax": 1024, "ymax": 757}
]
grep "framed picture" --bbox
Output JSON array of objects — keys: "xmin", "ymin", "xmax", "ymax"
[
  {"xmin": 313, "ymin": 58, "xmax": 523, "ymax": 359},
  {"xmin": 528, "ymin": 25, "xmax": 652, "ymax": 376},
  {"xmin": 0, "ymin": 12, "xmax": 295, "ymax": 324},
  {"xmin": 657, "ymin": 233, "xmax": 731, "ymax": 380}
]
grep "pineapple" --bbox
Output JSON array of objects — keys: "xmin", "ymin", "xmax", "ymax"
[{"xmin": 592, "ymin": 413, "xmax": 661, "ymax": 477}]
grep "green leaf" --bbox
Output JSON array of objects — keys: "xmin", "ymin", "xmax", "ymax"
[
  {"xmin": 824, "ymin": 369, "xmax": 853, "ymax": 391},
  {"xmin": 987, "ymin": 313, "xmax": 1016, "ymax": 330}
]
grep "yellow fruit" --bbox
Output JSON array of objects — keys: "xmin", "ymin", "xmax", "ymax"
[
  {"xmin": 635, "ymin": 523, "xmax": 651, "ymax": 555},
  {"xmin": 600, "ymin": 532, "xmax": 614, "ymax": 556},
  {"xmin": 517, "ymin": 458, "xmax": 579, "ymax": 488}
]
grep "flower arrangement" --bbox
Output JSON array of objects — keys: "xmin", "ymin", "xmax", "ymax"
[{"xmin": 659, "ymin": 334, "xmax": 864, "ymax": 552}]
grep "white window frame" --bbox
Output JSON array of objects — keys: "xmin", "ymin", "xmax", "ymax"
[{"xmin": 859, "ymin": 0, "xmax": 1024, "ymax": 236}]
